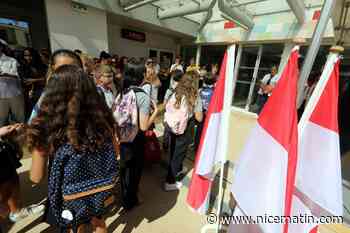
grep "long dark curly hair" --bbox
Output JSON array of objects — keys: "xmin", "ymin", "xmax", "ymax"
[{"xmin": 26, "ymin": 65, "xmax": 115, "ymax": 155}]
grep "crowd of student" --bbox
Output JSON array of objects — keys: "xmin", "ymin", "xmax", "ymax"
[{"xmin": 0, "ymin": 38, "xmax": 219, "ymax": 232}]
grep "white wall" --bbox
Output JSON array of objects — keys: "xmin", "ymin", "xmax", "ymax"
[
  {"xmin": 108, "ymin": 23, "xmax": 177, "ymax": 58},
  {"xmin": 74, "ymin": 0, "xmax": 198, "ymax": 37},
  {"xmin": 45, "ymin": 0, "xmax": 109, "ymax": 57}
]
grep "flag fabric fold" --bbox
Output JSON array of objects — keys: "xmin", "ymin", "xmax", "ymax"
[
  {"xmin": 230, "ymin": 47, "xmax": 300, "ymax": 233},
  {"xmin": 296, "ymin": 55, "xmax": 343, "ymax": 217},
  {"xmin": 187, "ymin": 50, "xmax": 229, "ymax": 214},
  {"xmin": 288, "ymin": 53, "xmax": 343, "ymax": 233}
]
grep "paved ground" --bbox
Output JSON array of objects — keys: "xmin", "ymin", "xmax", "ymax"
[
  {"xmin": 1, "ymin": 157, "xmax": 206, "ymax": 233},
  {"xmin": 1, "ymin": 155, "xmax": 350, "ymax": 233},
  {"xmin": 1, "ymin": 113, "xmax": 350, "ymax": 232}
]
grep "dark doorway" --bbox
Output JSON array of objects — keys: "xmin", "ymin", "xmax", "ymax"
[{"xmin": 0, "ymin": 0, "xmax": 50, "ymax": 51}]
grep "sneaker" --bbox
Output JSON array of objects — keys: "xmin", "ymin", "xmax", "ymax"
[
  {"xmin": 164, "ymin": 181, "xmax": 183, "ymax": 191},
  {"xmin": 9, "ymin": 204, "xmax": 45, "ymax": 222},
  {"xmin": 176, "ymin": 167, "xmax": 188, "ymax": 178}
]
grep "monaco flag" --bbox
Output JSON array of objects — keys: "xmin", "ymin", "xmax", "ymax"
[
  {"xmin": 289, "ymin": 52, "xmax": 343, "ymax": 233},
  {"xmin": 187, "ymin": 45, "xmax": 235, "ymax": 214},
  {"xmin": 230, "ymin": 46, "xmax": 299, "ymax": 233}
]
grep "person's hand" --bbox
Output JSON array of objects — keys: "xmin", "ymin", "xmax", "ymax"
[
  {"xmin": 29, "ymin": 89, "xmax": 34, "ymax": 98},
  {"xmin": 264, "ymin": 85, "xmax": 274, "ymax": 94},
  {"xmin": 151, "ymin": 100, "xmax": 159, "ymax": 115},
  {"xmin": 0, "ymin": 124, "xmax": 23, "ymax": 137}
]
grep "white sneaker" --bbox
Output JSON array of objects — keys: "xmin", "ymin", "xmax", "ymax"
[
  {"xmin": 176, "ymin": 167, "xmax": 189, "ymax": 178},
  {"xmin": 9, "ymin": 204, "xmax": 45, "ymax": 223},
  {"xmin": 164, "ymin": 182, "xmax": 183, "ymax": 191}
]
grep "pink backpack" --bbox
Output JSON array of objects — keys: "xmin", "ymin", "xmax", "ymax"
[
  {"xmin": 164, "ymin": 94, "xmax": 190, "ymax": 135},
  {"xmin": 112, "ymin": 89, "xmax": 139, "ymax": 142}
]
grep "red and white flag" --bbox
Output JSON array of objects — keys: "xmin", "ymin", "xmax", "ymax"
[
  {"xmin": 230, "ymin": 47, "xmax": 300, "ymax": 233},
  {"xmin": 289, "ymin": 52, "xmax": 343, "ymax": 233},
  {"xmin": 187, "ymin": 45, "xmax": 235, "ymax": 214}
]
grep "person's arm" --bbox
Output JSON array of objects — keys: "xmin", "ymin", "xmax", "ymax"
[
  {"xmin": 259, "ymin": 75, "xmax": 270, "ymax": 92},
  {"xmin": 170, "ymin": 64, "xmax": 175, "ymax": 73},
  {"xmin": 139, "ymin": 100, "xmax": 159, "ymax": 131},
  {"xmin": 0, "ymin": 124, "xmax": 22, "ymax": 137},
  {"xmin": 195, "ymin": 111, "xmax": 203, "ymax": 123},
  {"xmin": 30, "ymin": 148, "xmax": 48, "ymax": 184},
  {"xmin": 154, "ymin": 76, "xmax": 161, "ymax": 88},
  {"xmin": 194, "ymin": 95, "xmax": 203, "ymax": 122}
]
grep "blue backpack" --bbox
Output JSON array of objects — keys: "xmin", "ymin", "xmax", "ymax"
[
  {"xmin": 48, "ymin": 141, "xmax": 118, "ymax": 232},
  {"xmin": 200, "ymin": 86, "xmax": 214, "ymax": 112}
]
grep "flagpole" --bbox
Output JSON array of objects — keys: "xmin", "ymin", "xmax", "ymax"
[
  {"xmin": 215, "ymin": 44, "xmax": 236, "ymax": 233},
  {"xmin": 298, "ymin": 46, "xmax": 343, "ymax": 136}
]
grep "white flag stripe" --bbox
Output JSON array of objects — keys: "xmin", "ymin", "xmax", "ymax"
[
  {"xmin": 289, "ymin": 195, "xmax": 317, "ymax": 233},
  {"xmin": 297, "ymin": 121, "xmax": 343, "ymax": 216},
  {"xmin": 219, "ymin": 45, "xmax": 237, "ymax": 163},
  {"xmin": 232, "ymin": 124, "xmax": 288, "ymax": 233},
  {"xmin": 196, "ymin": 113, "xmax": 222, "ymax": 177},
  {"xmin": 290, "ymin": 51, "xmax": 342, "ymax": 233},
  {"xmin": 229, "ymin": 207, "xmax": 264, "ymax": 233}
]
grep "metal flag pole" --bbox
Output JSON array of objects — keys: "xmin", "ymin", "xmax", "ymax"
[
  {"xmin": 297, "ymin": 0, "xmax": 337, "ymax": 107},
  {"xmin": 215, "ymin": 44, "xmax": 236, "ymax": 233}
]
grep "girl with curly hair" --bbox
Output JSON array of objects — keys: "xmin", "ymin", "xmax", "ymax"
[
  {"xmin": 27, "ymin": 65, "xmax": 117, "ymax": 233},
  {"xmin": 163, "ymin": 72, "xmax": 203, "ymax": 191},
  {"xmin": 28, "ymin": 49, "xmax": 83, "ymax": 123}
]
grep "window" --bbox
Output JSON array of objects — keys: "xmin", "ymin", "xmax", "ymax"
[{"xmin": 232, "ymin": 44, "xmax": 284, "ymax": 112}]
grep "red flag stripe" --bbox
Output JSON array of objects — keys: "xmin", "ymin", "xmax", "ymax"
[
  {"xmin": 258, "ymin": 50, "xmax": 299, "ymax": 150},
  {"xmin": 187, "ymin": 52, "xmax": 228, "ymax": 210},
  {"xmin": 309, "ymin": 60, "xmax": 340, "ymax": 133},
  {"xmin": 258, "ymin": 48, "xmax": 299, "ymax": 233}
]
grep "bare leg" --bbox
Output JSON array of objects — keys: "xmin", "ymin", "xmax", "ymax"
[
  {"xmin": 0, "ymin": 203, "xmax": 9, "ymax": 219},
  {"xmin": 91, "ymin": 217, "xmax": 107, "ymax": 233},
  {"xmin": 7, "ymin": 177, "xmax": 21, "ymax": 213},
  {"xmin": 76, "ymin": 224, "xmax": 86, "ymax": 233}
]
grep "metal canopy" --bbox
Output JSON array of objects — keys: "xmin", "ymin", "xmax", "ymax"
[
  {"xmin": 122, "ymin": 0, "xmax": 160, "ymax": 11},
  {"xmin": 286, "ymin": 0, "xmax": 306, "ymax": 24},
  {"xmin": 157, "ymin": 0, "xmax": 213, "ymax": 20},
  {"xmin": 120, "ymin": 0, "xmax": 326, "ymax": 31},
  {"xmin": 218, "ymin": 0, "xmax": 254, "ymax": 29}
]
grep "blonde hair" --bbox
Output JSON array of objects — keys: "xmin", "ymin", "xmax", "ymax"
[
  {"xmin": 174, "ymin": 72, "xmax": 198, "ymax": 111},
  {"xmin": 143, "ymin": 66, "xmax": 157, "ymax": 84},
  {"xmin": 94, "ymin": 64, "xmax": 116, "ymax": 85}
]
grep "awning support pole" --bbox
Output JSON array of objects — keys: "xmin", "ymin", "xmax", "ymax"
[
  {"xmin": 297, "ymin": 0, "xmax": 337, "ymax": 107},
  {"xmin": 245, "ymin": 45, "xmax": 263, "ymax": 111},
  {"xmin": 286, "ymin": 0, "xmax": 306, "ymax": 24}
]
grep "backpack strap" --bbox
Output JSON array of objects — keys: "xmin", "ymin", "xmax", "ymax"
[{"xmin": 266, "ymin": 75, "xmax": 273, "ymax": 85}]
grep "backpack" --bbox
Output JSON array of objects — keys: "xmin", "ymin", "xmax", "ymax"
[
  {"xmin": 48, "ymin": 141, "xmax": 118, "ymax": 232},
  {"xmin": 200, "ymin": 86, "xmax": 214, "ymax": 112},
  {"xmin": 164, "ymin": 94, "xmax": 190, "ymax": 135},
  {"xmin": 144, "ymin": 130, "xmax": 161, "ymax": 163},
  {"xmin": 112, "ymin": 88, "xmax": 139, "ymax": 143}
]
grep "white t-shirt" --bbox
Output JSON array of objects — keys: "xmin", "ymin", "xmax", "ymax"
[
  {"xmin": 258, "ymin": 73, "xmax": 280, "ymax": 95},
  {"xmin": 0, "ymin": 54, "xmax": 21, "ymax": 98},
  {"xmin": 170, "ymin": 63, "xmax": 184, "ymax": 73},
  {"xmin": 154, "ymin": 63, "xmax": 160, "ymax": 74}
]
